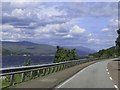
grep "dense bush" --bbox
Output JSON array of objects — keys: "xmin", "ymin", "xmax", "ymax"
[
  {"xmin": 54, "ymin": 46, "xmax": 79, "ymax": 63},
  {"xmin": 116, "ymin": 29, "xmax": 120, "ymax": 55},
  {"xmin": 88, "ymin": 29, "xmax": 120, "ymax": 59}
]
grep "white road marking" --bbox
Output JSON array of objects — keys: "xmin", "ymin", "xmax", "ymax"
[
  {"xmin": 106, "ymin": 68, "xmax": 118, "ymax": 89},
  {"xmin": 57, "ymin": 68, "xmax": 86, "ymax": 88},
  {"xmin": 57, "ymin": 61, "xmax": 115, "ymax": 88},
  {"xmin": 106, "ymin": 69, "xmax": 108, "ymax": 71},
  {"xmin": 56, "ymin": 63, "xmax": 95, "ymax": 88},
  {"xmin": 114, "ymin": 85, "xmax": 118, "ymax": 89},
  {"xmin": 109, "ymin": 77, "xmax": 112, "ymax": 80}
]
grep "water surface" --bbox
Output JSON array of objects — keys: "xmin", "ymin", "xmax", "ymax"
[{"xmin": 2, "ymin": 55, "xmax": 54, "ymax": 68}]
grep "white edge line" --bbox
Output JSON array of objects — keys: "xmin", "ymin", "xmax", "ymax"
[
  {"xmin": 57, "ymin": 67, "xmax": 86, "ymax": 88},
  {"xmin": 114, "ymin": 85, "xmax": 118, "ymax": 89},
  {"xmin": 106, "ymin": 63, "xmax": 119, "ymax": 90},
  {"xmin": 109, "ymin": 77, "xmax": 112, "ymax": 80},
  {"xmin": 56, "ymin": 62, "xmax": 98, "ymax": 88},
  {"xmin": 106, "ymin": 69, "xmax": 108, "ymax": 71}
]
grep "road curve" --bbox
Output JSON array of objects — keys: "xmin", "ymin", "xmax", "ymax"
[{"xmin": 57, "ymin": 60, "xmax": 115, "ymax": 88}]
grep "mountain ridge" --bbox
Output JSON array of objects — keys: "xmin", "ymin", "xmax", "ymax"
[{"xmin": 1, "ymin": 41, "xmax": 96, "ymax": 56}]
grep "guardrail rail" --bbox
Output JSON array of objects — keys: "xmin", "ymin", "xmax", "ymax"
[{"xmin": 0, "ymin": 59, "xmax": 88, "ymax": 87}]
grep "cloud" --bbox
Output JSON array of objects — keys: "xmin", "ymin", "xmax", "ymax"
[
  {"xmin": 2, "ymin": 0, "xmax": 119, "ymax": 3},
  {"xmin": 2, "ymin": 3, "xmax": 69, "ymax": 30},
  {"xmin": 69, "ymin": 25, "xmax": 85, "ymax": 35},
  {"xmin": 109, "ymin": 19, "xmax": 118, "ymax": 28},
  {"xmin": 37, "ymin": 6, "xmax": 67, "ymax": 18},
  {"xmin": 57, "ymin": 2, "xmax": 118, "ymax": 17},
  {"xmin": 10, "ymin": 8, "xmax": 32, "ymax": 18},
  {"xmin": 88, "ymin": 38, "xmax": 100, "ymax": 44},
  {"xmin": 102, "ymin": 28, "xmax": 109, "ymax": 32},
  {"xmin": 63, "ymin": 34, "xmax": 73, "ymax": 38},
  {"xmin": 102, "ymin": 19, "xmax": 118, "ymax": 32},
  {"xmin": 99, "ymin": 18, "xmax": 118, "ymax": 50},
  {"xmin": 2, "ymin": 24, "xmax": 21, "ymax": 33},
  {"xmin": 1, "ymin": 2, "xmax": 118, "ymax": 50},
  {"xmin": 34, "ymin": 23, "xmax": 86, "ymax": 39},
  {"xmin": 2, "ymin": 24, "xmax": 33, "ymax": 41},
  {"xmin": 11, "ymin": 9, "xmax": 25, "ymax": 17}
]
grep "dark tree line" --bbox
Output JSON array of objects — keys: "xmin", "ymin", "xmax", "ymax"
[
  {"xmin": 116, "ymin": 29, "xmax": 120, "ymax": 55},
  {"xmin": 88, "ymin": 47, "xmax": 117, "ymax": 59},
  {"xmin": 88, "ymin": 29, "xmax": 120, "ymax": 59},
  {"xmin": 54, "ymin": 46, "xmax": 79, "ymax": 63}
]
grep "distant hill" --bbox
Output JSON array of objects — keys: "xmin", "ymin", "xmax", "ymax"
[
  {"xmin": 2, "ymin": 41, "xmax": 56, "ymax": 56},
  {"xmin": 1, "ymin": 41, "xmax": 96, "ymax": 56},
  {"xmin": 63, "ymin": 45, "xmax": 96, "ymax": 56},
  {"xmin": 88, "ymin": 46, "xmax": 118, "ymax": 58}
]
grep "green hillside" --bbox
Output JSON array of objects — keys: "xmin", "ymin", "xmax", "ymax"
[
  {"xmin": 88, "ymin": 46, "xmax": 118, "ymax": 59},
  {"xmin": 2, "ymin": 41, "xmax": 56, "ymax": 56},
  {"xmin": 1, "ymin": 41, "xmax": 96, "ymax": 56},
  {"xmin": 88, "ymin": 29, "xmax": 120, "ymax": 59}
]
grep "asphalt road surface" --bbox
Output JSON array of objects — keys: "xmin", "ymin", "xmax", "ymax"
[{"xmin": 57, "ymin": 60, "xmax": 116, "ymax": 88}]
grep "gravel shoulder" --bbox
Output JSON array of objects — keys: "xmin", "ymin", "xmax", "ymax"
[{"xmin": 107, "ymin": 58, "xmax": 120, "ymax": 89}]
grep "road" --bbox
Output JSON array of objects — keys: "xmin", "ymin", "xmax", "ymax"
[{"xmin": 57, "ymin": 60, "xmax": 116, "ymax": 88}]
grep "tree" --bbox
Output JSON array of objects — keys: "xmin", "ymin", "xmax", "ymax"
[
  {"xmin": 116, "ymin": 29, "xmax": 120, "ymax": 55},
  {"xmin": 22, "ymin": 59, "xmax": 32, "ymax": 66},
  {"xmin": 54, "ymin": 46, "xmax": 79, "ymax": 63}
]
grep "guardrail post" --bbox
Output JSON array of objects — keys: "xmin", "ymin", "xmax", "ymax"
[
  {"xmin": 70, "ymin": 63, "xmax": 72, "ymax": 67},
  {"xmin": 37, "ymin": 70, "xmax": 40, "ymax": 77},
  {"xmin": 61, "ymin": 65, "xmax": 64, "ymax": 70},
  {"xmin": 65, "ymin": 64, "xmax": 67, "ymax": 68},
  {"xmin": 75, "ymin": 62, "xmax": 77, "ymax": 65},
  {"xmin": 21, "ymin": 72, "xmax": 25, "ymax": 82},
  {"xmin": 73, "ymin": 63, "xmax": 75, "ymax": 66},
  {"xmin": 56, "ymin": 65, "xmax": 59, "ymax": 71},
  {"xmin": 47, "ymin": 68, "xmax": 51, "ymax": 74},
  {"xmin": 63, "ymin": 64, "xmax": 65, "ymax": 69},
  {"xmin": 61, "ymin": 65, "xmax": 63, "ymax": 70},
  {"xmin": 67, "ymin": 63, "xmax": 70, "ymax": 68},
  {"xmin": 59, "ymin": 65, "xmax": 60, "ymax": 71},
  {"xmin": 62, "ymin": 64, "xmax": 64, "ymax": 70},
  {"xmin": 59, "ymin": 65, "xmax": 61, "ymax": 71},
  {"xmin": 55, "ymin": 66, "xmax": 58, "ymax": 72},
  {"xmin": 10, "ymin": 74, "xmax": 14, "ymax": 86},
  {"xmin": 66, "ymin": 64, "xmax": 67, "ymax": 68},
  {"xmin": 69, "ymin": 63, "xmax": 71, "ymax": 67},
  {"xmin": 61, "ymin": 65, "xmax": 62, "ymax": 70},
  {"xmin": 52, "ymin": 67, "xmax": 55, "ymax": 73},
  {"xmin": 67, "ymin": 64, "xmax": 69, "ymax": 67},
  {"xmin": 30, "ymin": 71, "xmax": 33, "ymax": 79},
  {"xmin": 43, "ymin": 68, "xmax": 46, "ymax": 76}
]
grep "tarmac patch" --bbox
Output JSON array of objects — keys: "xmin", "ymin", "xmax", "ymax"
[{"xmin": 40, "ymin": 78, "xmax": 57, "ymax": 82}]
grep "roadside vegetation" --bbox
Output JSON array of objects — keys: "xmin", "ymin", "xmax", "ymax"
[
  {"xmin": 88, "ymin": 29, "xmax": 120, "ymax": 59},
  {"xmin": 116, "ymin": 29, "xmax": 120, "ymax": 56},
  {"xmin": 54, "ymin": 46, "xmax": 79, "ymax": 63}
]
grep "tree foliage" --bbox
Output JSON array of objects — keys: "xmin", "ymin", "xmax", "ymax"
[
  {"xmin": 88, "ymin": 29, "xmax": 120, "ymax": 58},
  {"xmin": 22, "ymin": 59, "xmax": 32, "ymax": 66},
  {"xmin": 88, "ymin": 47, "xmax": 118, "ymax": 59},
  {"xmin": 2, "ymin": 48, "xmax": 12, "ymax": 55},
  {"xmin": 54, "ymin": 46, "xmax": 79, "ymax": 63},
  {"xmin": 116, "ymin": 29, "xmax": 120, "ymax": 55}
]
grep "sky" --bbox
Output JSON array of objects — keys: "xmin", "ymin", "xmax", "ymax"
[{"xmin": 1, "ymin": 1, "xmax": 119, "ymax": 51}]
